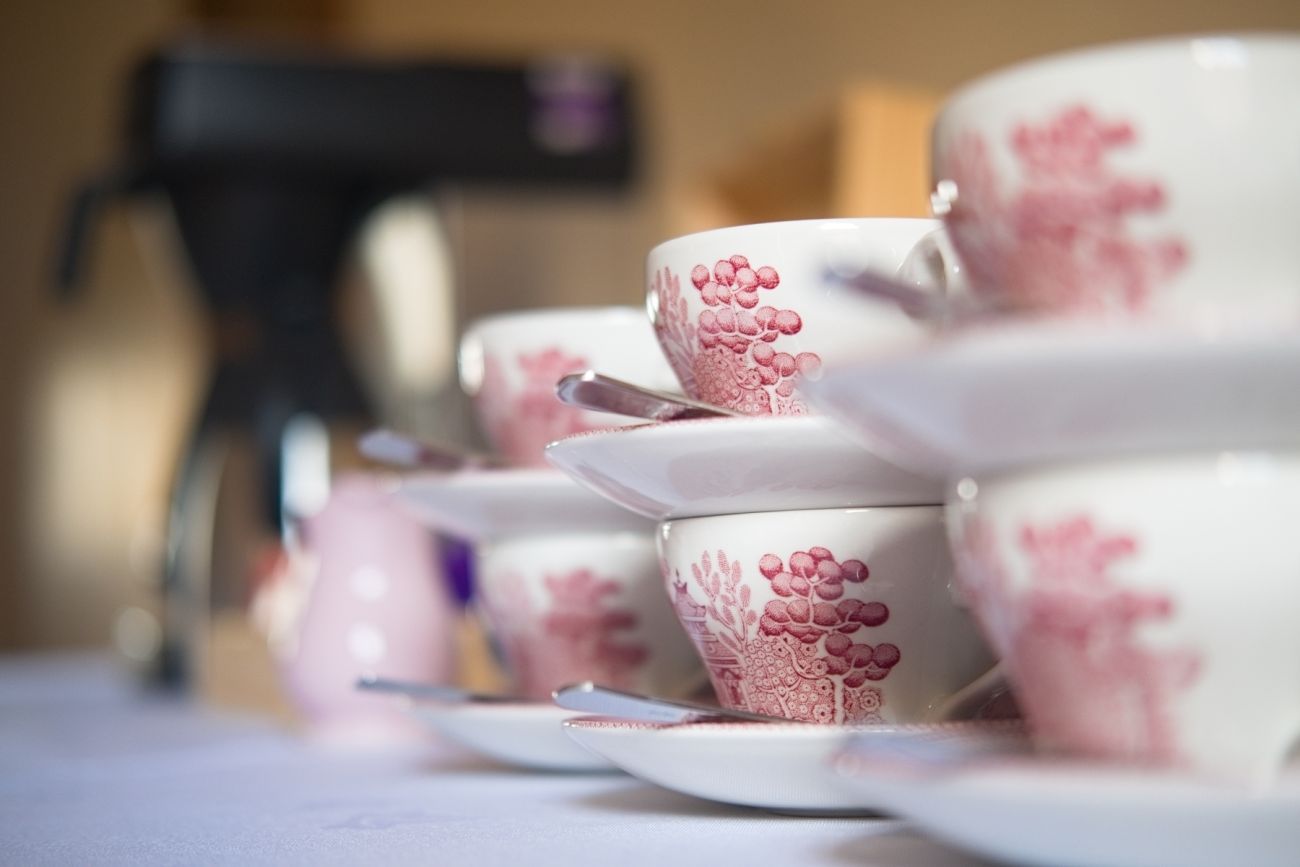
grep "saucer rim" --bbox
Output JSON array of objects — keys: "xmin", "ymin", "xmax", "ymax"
[
  {"xmin": 544, "ymin": 413, "xmax": 945, "ymax": 519},
  {"xmin": 397, "ymin": 465, "xmax": 653, "ymax": 540},
  {"xmin": 803, "ymin": 320, "xmax": 1300, "ymax": 476}
]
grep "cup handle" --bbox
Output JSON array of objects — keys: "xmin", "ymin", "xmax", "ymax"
[
  {"xmin": 903, "ymin": 228, "xmax": 966, "ymax": 295},
  {"xmin": 822, "ymin": 228, "xmax": 977, "ymax": 327},
  {"xmin": 930, "ymin": 663, "xmax": 1018, "ymax": 723}
]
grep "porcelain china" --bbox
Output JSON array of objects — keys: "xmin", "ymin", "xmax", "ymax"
[
  {"xmin": 836, "ymin": 736, "xmax": 1300, "ymax": 867},
  {"xmin": 564, "ymin": 717, "xmax": 1023, "ymax": 814},
  {"xmin": 932, "ymin": 34, "xmax": 1300, "ymax": 334},
  {"xmin": 459, "ymin": 306, "xmax": 678, "ymax": 466},
  {"xmin": 659, "ymin": 507, "xmax": 995, "ymax": 725},
  {"xmin": 947, "ymin": 449, "xmax": 1300, "ymax": 783},
  {"xmin": 397, "ymin": 468, "xmax": 651, "ymax": 542},
  {"xmin": 473, "ymin": 531, "xmax": 705, "ymax": 701},
  {"xmin": 544, "ymin": 415, "xmax": 942, "ymax": 521},
  {"xmin": 409, "ymin": 700, "xmax": 616, "ymax": 772},
  {"xmin": 647, "ymin": 218, "xmax": 959, "ymax": 416},
  {"xmin": 804, "ymin": 321, "xmax": 1300, "ymax": 476}
]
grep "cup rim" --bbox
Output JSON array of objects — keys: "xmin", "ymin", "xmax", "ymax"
[
  {"xmin": 937, "ymin": 31, "xmax": 1300, "ymax": 122},
  {"xmin": 948, "ymin": 447, "xmax": 1300, "ymax": 490},
  {"xmin": 647, "ymin": 217, "xmax": 941, "ymax": 262},
  {"xmin": 661, "ymin": 503, "xmax": 942, "ymax": 532}
]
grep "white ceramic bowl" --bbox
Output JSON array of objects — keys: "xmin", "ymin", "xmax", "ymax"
[
  {"xmin": 474, "ymin": 530, "xmax": 704, "ymax": 701},
  {"xmin": 947, "ymin": 449, "xmax": 1300, "ymax": 782},
  {"xmin": 933, "ymin": 33, "xmax": 1300, "ymax": 333},
  {"xmin": 658, "ymin": 506, "xmax": 994, "ymax": 724},
  {"xmin": 647, "ymin": 218, "xmax": 957, "ymax": 415},
  {"xmin": 459, "ymin": 306, "xmax": 678, "ymax": 466}
]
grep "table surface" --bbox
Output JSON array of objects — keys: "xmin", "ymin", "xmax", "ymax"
[{"xmin": 0, "ymin": 655, "xmax": 991, "ymax": 866}]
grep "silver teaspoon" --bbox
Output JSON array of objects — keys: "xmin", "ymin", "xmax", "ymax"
[
  {"xmin": 357, "ymin": 428, "xmax": 503, "ymax": 471},
  {"xmin": 355, "ymin": 675, "xmax": 524, "ymax": 704},
  {"xmin": 555, "ymin": 371, "xmax": 740, "ymax": 422},
  {"xmin": 552, "ymin": 681, "xmax": 788, "ymax": 724}
]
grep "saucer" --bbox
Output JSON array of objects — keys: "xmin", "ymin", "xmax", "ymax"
[
  {"xmin": 836, "ymin": 738, "xmax": 1300, "ymax": 867},
  {"xmin": 804, "ymin": 322, "xmax": 1300, "ymax": 475},
  {"xmin": 398, "ymin": 468, "xmax": 651, "ymax": 541},
  {"xmin": 409, "ymin": 701, "xmax": 618, "ymax": 772},
  {"xmin": 561, "ymin": 718, "xmax": 1019, "ymax": 815},
  {"xmin": 544, "ymin": 416, "xmax": 943, "ymax": 520}
]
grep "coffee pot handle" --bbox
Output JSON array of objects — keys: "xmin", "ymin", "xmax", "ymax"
[{"xmin": 54, "ymin": 164, "xmax": 141, "ymax": 299}]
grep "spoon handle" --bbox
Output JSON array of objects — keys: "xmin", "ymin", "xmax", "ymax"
[
  {"xmin": 555, "ymin": 371, "xmax": 739, "ymax": 422},
  {"xmin": 358, "ymin": 428, "xmax": 500, "ymax": 471},
  {"xmin": 355, "ymin": 675, "xmax": 520, "ymax": 704},
  {"xmin": 552, "ymin": 681, "xmax": 783, "ymax": 724}
]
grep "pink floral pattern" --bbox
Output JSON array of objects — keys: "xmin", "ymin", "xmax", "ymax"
[
  {"xmin": 482, "ymin": 569, "xmax": 648, "ymax": 700},
  {"xmin": 945, "ymin": 105, "xmax": 1189, "ymax": 315},
  {"xmin": 653, "ymin": 257, "xmax": 820, "ymax": 415},
  {"xmin": 477, "ymin": 348, "xmax": 594, "ymax": 465},
  {"xmin": 956, "ymin": 514, "xmax": 1200, "ymax": 764},
  {"xmin": 670, "ymin": 548, "xmax": 897, "ymax": 724}
]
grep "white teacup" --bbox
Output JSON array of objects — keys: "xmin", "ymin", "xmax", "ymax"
[
  {"xmin": 933, "ymin": 33, "xmax": 1300, "ymax": 333},
  {"xmin": 460, "ymin": 307, "xmax": 679, "ymax": 466},
  {"xmin": 646, "ymin": 218, "xmax": 960, "ymax": 416},
  {"xmin": 658, "ymin": 506, "xmax": 996, "ymax": 724},
  {"xmin": 948, "ymin": 450, "xmax": 1300, "ymax": 782},
  {"xmin": 474, "ymin": 530, "xmax": 705, "ymax": 701}
]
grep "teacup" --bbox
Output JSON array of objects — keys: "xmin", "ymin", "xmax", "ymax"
[
  {"xmin": 646, "ymin": 218, "xmax": 960, "ymax": 416},
  {"xmin": 658, "ymin": 506, "xmax": 996, "ymax": 724},
  {"xmin": 460, "ymin": 307, "xmax": 678, "ymax": 466},
  {"xmin": 932, "ymin": 34, "xmax": 1300, "ymax": 333},
  {"xmin": 947, "ymin": 450, "xmax": 1300, "ymax": 782},
  {"xmin": 474, "ymin": 530, "xmax": 705, "ymax": 701}
]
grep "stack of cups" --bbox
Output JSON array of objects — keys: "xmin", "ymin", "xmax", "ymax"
[
  {"xmin": 924, "ymin": 34, "xmax": 1300, "ymax": 785},
  {"xmin": 642, "ymin": 219, "xmax": 1000, "ymax": 725},
  {"xmin": 778, "ymin": 34, "xmax": 1300, "ymax": 785},
  {"xmin": 454, "ymin": 308, "xmax": 703, "ymax": 700}
]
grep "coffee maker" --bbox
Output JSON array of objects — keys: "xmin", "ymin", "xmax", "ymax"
[{"xmin": 59, "ymin": 41, "xmax": 637, "ymax": 689}]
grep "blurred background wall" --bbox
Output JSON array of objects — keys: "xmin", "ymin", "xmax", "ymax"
[{"xmin": 3, "ymin": 0, "xmax": 1299, "ymax": 651}]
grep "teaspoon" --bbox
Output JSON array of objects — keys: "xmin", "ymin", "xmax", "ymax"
[
  {"xmin": 358, "ymin": 428, "xmax": 503, "ymax": 471},
  {"xmin": 355, "ymin": 675, "xmax": 523, "ymax": 704},
  {"xmin": 555, "ymin": 371, "xmax": 739, "ymax": 422},
  {"xmin": 552, "ymin": 682, "xmax": 787, "ymax": 723}
]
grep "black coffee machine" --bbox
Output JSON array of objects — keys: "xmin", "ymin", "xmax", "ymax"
[{"xmin": 60, "ymin": 41, "xmax": 636, "ymax": 688}]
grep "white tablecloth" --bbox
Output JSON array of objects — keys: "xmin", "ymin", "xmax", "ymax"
[{"xmin": 0, "ymin": 655, "xmax": 990, "ymax": 866}]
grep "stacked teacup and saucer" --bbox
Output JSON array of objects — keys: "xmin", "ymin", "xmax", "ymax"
[
  {"xmin": 384, "ymin": 307, "xmax": 706, "ymax": 770},
  {"xmin": 545, "ymin": 219, "xmax": 1022, "ymax": 812},
  {"xmin": 805, "ymin": 33, "xmax": 1300, "ymax": 867}
]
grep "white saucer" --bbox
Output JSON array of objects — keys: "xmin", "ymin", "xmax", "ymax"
[
  {"xmin": 409, "ymin": 701, "xmax": 618, "ymax": 772},
  {"xmin": 398, "ymin": 468, "xmax": 651, "ymax": 541},
  {"xmin": 544, "ymin": 416, "xmax": 942, "ymax": 520},
  {"xmin": 561, "ymin": 718, "xmax": 1018, "ymax": 814},
  {"xmin": 837, "ymin": 739, "xmax": 1300, "ymax": 867},
  {"xmin": 805, "ymin": 322, "xmax": 1300, "ymax": 476}
]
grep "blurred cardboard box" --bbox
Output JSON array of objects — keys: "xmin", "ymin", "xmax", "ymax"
[{"xmin": 668, "ymin": 81, "xmax": 940, "ymax": 233}]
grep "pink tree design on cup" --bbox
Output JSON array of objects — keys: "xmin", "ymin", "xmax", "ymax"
[
  {"xmin": 483, "ymin": 569, "xmax": 649, "ymax": 700},
  {"xmin": 478, "ymin": 348, "xmax": 594, "ymax": 465},
  {"xmin": 945, "ymin": 105, "xmax": 1189, "ymax": 315},
  {"xmin": 671, "ymin": 547, "xmax": 897, "ymax": 723},
  {"xmin": 956, "ymin": 513, "xmax": 1200, "ymax": 764},
  {"xmin": 652, "ymin": 258, "xmax": 821, "ymax": 416}
]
